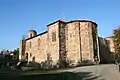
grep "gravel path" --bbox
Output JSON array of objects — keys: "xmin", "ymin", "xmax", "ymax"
[{"xmin": 64, "ymin": 64, "xmax": 120, "ymax": 80}]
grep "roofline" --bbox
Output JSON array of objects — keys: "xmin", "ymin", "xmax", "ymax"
[
  {"xmin": 25, "ymin": 19, "xmax": 98, "ymax": 40},
  {"xmin": 67, "ymin": 20, "xmax": 98, "ymax": 26},
  {"xmin": 47, "ymin": 20, "xmax": 66, "ymax": 26},
  {"xmin": 47, "ymin": 19, "xmax": 98, "ymax": 27},
  {"xmin": 25, "ymin": 31, "xmax": 47, "ymax": 41}
]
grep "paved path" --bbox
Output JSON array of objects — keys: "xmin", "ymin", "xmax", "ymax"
[{"xmin": 65, "ymin": 64, "xmax": 120, "ymax": 80}]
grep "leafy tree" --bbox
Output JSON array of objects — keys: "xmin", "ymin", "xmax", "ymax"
[
  {"xmin": 113, "ymin": 27, "xmax": 120, "ymax": 59},
  {"xmin": 12, "ymin": 48, "xmax": 19, "ymax": 62},
  {"xmin": 0, "ymin": 48, "xmax": 19, "ymax": 67}
]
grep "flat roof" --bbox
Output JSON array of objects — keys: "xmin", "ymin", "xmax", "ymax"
[
  {"xmin": 67, "ymin": 19, "xmax": 98, "ymax": 26},
  {"xmin": 47, "ymin": 20, "xmax": 66, "ymax": 26},
  {"xmin": 47, "ymin": 19, "xmax": 98, "ymax": 27}
]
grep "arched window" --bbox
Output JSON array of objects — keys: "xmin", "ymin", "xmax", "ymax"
[
  {"xmin": 26, "ymin": 52, "xmax": 28, "ymax": 60},
  {"xmin": 30, "ymin": 53, "xmax": 32, "ymax": 57},
  {"xmin": 32, "ymin": 56, "xmax": 35, "ymax": 62}
]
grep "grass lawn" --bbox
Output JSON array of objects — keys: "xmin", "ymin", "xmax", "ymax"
[{"xmin": 0, "ymin": 69, "xmax": 82, "ymax": 80}]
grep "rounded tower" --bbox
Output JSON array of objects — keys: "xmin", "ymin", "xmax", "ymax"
[
  {"xmin": 27, "ymin": 30, "xmax": 37, "ymax": 38},
  {"xmin": 66, "ymin": 19, "xmax": 98, "ymax": 64}
]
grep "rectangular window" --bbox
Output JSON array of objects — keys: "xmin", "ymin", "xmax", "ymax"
[
  {"xmin": 30, "ymin": 42, "xmax": 31, "ymax": 48},
  {"xmin": 70, "ymin": 34, "xmax": 72, "ymax": 37},
  {"xmin": 38, "ymin": 38, "xmax": 40, "ymax": 50},
  {"xmin": 32, "ymin": 56, "xmax": 35, "ymax": 62},
  {"xmin": 30, "ymin": 53, "xmax": 32, "ymax": 57},
  {"xmin": 30, "ymin": 33, "xmax": 32, "ymax": 38},
  {"xmin": 38, "ymin": 38, "xmax": 40, "ymax": 47},
  {"xmin": 52, "ymin": 31, "xmax": 56, "ymax": 42}
]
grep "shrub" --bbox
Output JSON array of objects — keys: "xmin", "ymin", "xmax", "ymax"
[
  {"xmin": 79, "ymin": 60, "xmax": 94, "ymax": 66},
  {"xmin": 27, "ymin": 61, "xmax": 41, "ymax": 69},
  {"xmin": 40, "ymin": 60, "xmax": 54, "ymax": 69}
]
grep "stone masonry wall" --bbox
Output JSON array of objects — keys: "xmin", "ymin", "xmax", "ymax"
[
  {"xmin": 80, "ymin": 22, "xmax": 92, "ymax": 60},
  {"xmin": 80, "ymin": 22, "xmax": 94, "ymax": 61},
  {"xmin": 47, "ymin": 22, "xmax": 59, "ymax": 62},
  {"xmin": 21, "ymin": 20, "xmax": 98, "ymax": 64},
  {"xmin": 59, "ymin": 22, "xmax": 66, "ymax": 61},
  {"xmin": 25, "ymin": 33, "xmax": 47, "ymax": 63},
  {"xmin": 66, "ymin": 22, "xmax": 81, "ymax": 62},
  {"xmin": 19, "ymin": 39, "xmax": 26, "ymax": 61},
  {"xmin": 98, "ymin": 37, "xmax": 113, "ymax": 63},
  {"xmin": 91, "ymin": 23, "xmax": 99, "ymax": 59},
  {"xmin": 19, "ymin": 40, "xmax": 23, "ymax": 60},
  {"xmin": 105, "ymin": 37, "xmax": 115, "ymax": 53},
  {"xmin": 66, "ymin": 21, "xmax": 97, "ymax": 62}
]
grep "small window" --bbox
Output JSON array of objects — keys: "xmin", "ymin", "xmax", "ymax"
[
  {"xmin": 47, "ymin": 53, "xmax": 51, "ymax": 60},
  {"xmin": 32, "ymin": 56, "xmax": 35, "ymax": 62},
  {"xmin": 26, "ymin": 53, "xmax": 28, "ymax": 60},
  {"xmin": 30, "ymin": 33, "xmax": 32, "ymax": 37},
  {"xmin": 38, "ymin": 38, "xmax": 40, "ymax": 47},
  {"xmin": 30, "ymin": 53, "xmax": 32, "ymax": 57},
  {"xmin": 52, "ymin": 31, "xmax": 56, "ymax": 42},
  {"xmin": 30, "ymin": 42, "xmax": 31, "ymax": 48},
  {"xmin": 70, "ymin": 34, "xmax": 72, "ymax": 37},
  {"xmin": 22, "ymin": 52, "xmax": 24, "ymax": 55}
]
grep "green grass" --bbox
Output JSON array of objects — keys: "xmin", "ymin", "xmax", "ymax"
[
  {"xmin": 0, "ymin": 67, "xmax": 82, "ymax": 80},
  {"xmin": 21, "ymin": 70, "xmax": 64, "ymax": 75},
  {"xmin": 0, "ymin": 69, "xmax": 82, "ymax": 80}
]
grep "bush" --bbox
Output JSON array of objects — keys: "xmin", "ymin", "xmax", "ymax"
[
  {"xmin": 79, "ymin": 60, "xmax": 94, "ymax": 66},
  {"xmin": 27, "ymin": 61, "xmax": 41, "ymax": 69},
  {"xmin": 57, "ymin": 60, "xmax": 69, "ymax": 68},
  {"xmin": 40, "ymin": 60, "xmax": 54, "ymax": 69}
]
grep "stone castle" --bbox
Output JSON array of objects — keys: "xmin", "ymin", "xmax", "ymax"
[{"xmin": 19, "ymin": 19, "xmax": 115, "ymax": 65}]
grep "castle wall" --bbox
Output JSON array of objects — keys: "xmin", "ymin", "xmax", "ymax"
[
  {"xmin": 98, "ymin": 37, "xmax": 113, "ymax": 63},
  {"xmin": 105, "ymin": 37, "xmax": 115, "ymax": 53},
  {"xmin": 59, "ymin": 22, "xmax": 66, "ymax": 61},
  {"xmin": 20, "ymin": 20, "xmax": 99, "ymax": 64},
  {"xmin": 66, "ymin": 21, "xmax": 97, "ymax": 62},
  {"xmin": 80, "ymin": 22, "xmax": 95, "ymax": 61},
  {"xmin": 47, "ymin": 22, "xmax": 59, "ymax": 62},
  {"xmin": 66, "ymin": 22, "xmax": 81, "ymax": 62},
  {"xmin": 19, "ymin": 40, "xmax": 23, "ymax": 60},
  {"xmin": 25, "ymin": 33, "xmax": 47, "ymax": 63},
  {"xmin": 19, "ymin": 39, "xmax": 26, "ymax": 61}
]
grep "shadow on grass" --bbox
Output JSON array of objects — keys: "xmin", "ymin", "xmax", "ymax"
[
  {"xmin": 0, "ymin": 70, "xmax": 104, "ymax": 80},
  {"xmin": 75, "ymin": 72, "xmax": 104, "ymax": 80}
]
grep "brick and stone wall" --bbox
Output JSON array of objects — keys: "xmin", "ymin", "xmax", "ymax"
[
  {"xmin": 19, "ymin": 39, "xmax": 26, "ymax": 61},
  {"xmin": 47, "ymin": 22, "xmax": 60, "ymax": 63},
  {"xmin": 66, "ymin": 21, "xmax": 97, "ymax": 63},
  {"xmin": 19, "ymin": 20, "xmax": 99, "ymax": 65},
  {"xmin": 98, "ymin": 37, "xmax": 113, "ymax": 63},
  {"xmin": 19, "ymin": 40, "xmax": 22, "ymax": 60},
  {"xmin": 105, "ymin": 36, "xmax": 115, "ymax": 53},
  {"xmin": 66, "ymin": 22, "xmax": 81, "ymax": 63},
  {"xmin": 59, "ymin": 22, "xmax": 66, "ymax": 61},
  {"xmin": 80, "ymin": 22, "xmax": 96, "ymax": 61},
  {"xmin": 25, "ymin": 33, "xmax": 47, "ymax": 63}
]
